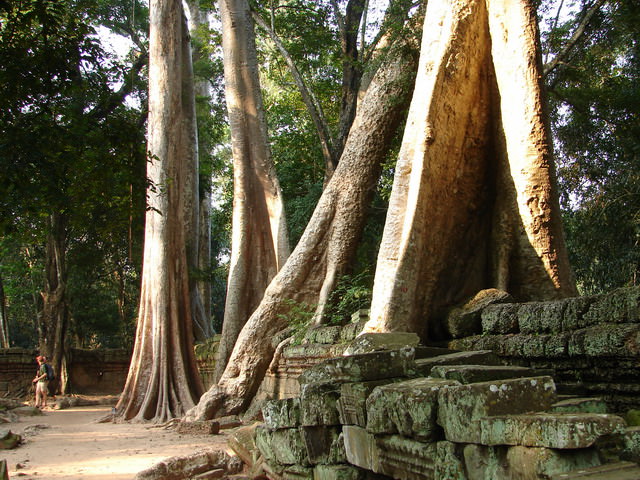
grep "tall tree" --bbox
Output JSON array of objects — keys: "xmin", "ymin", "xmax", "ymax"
[
  {"xmin": 186, "ymin": 10, "xmax": 421, "ymax": 419},
  {"xmin": 212, "ymin": 0, "xmax": 290, "ymax": 381},
  {"xmin": 115, "ymin": 0, "xmax": 203, "ymax": 422},
  {"xmin": 364, "ymin": 0, "xmax": 575, "ymax": 339}
]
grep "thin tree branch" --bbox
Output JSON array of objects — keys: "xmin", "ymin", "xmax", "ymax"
[
  {"xmin": 543, "ymin": 0, "xmax": 606, "ymax": 78},
  {"xmin": 251, "ymin": 8, "xmax": 338, "ymax": 173}
]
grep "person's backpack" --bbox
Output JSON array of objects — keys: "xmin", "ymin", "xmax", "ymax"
[{"xmin": 44, "ymin": 363, "xmax": 55, "ymax": 381}]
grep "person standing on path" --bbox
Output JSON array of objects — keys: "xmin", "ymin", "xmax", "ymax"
[{"xmin": 32, "ymin": 355, "xmax": 48, "ymax": 408}]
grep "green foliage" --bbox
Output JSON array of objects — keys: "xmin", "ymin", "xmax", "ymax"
[
  {"xmin": 541, "ymin": 0, "xmax": 640, "ymax": 293},
  {"xmin": 324, "ymin": 270, "xmax": 373, "ymax": 325}
]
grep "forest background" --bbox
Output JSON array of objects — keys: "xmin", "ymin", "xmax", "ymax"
[{"xmin": 0, "ymin": 0, "xmax": 638, "ymax": 355}]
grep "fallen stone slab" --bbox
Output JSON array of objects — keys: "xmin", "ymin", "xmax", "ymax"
[
  {"xmin": 134, "ymin": 449, "xmax": 241, "ymax": 480},
  {"xmin": 176, "ymin": 420, "xmax": 220, "ymax": 435},
  {"xmin": 312, "ymin": 464, "xmax": 365, "ymax": 480},
  {"xmin": 550, "ymin": 461, "xmax": 640, "ymax": 479},
  {"xmin": 297, "ymin": 348, "xmax": 414, "ymax": 386},
  {"xmin": 464, "ymin": 444, "xmax": 600, "ymax": 480},
  {"xmin": 11, "ymin": 406, "xmax": 43, "ymax": 416},
  {"xmin": 217, "ymin": 415, "xmax": 243, "ymax": 430},
  {"xmin": 437, "ymin": 376, "xmax": 557, "ymax": 444},
  {"xmin": 414, "ymin": 350, "xmax": 501, "ymax": 377},
  {"xmin": 622, "ymin": 426, "xmax": 640, "ymax": 463},
  {"xmin": 434, "ymin": 441, "xmax": 466, "ymax": 480},
  {"xmin": 430, "ymin": 364, "xmax": 541, "ymax": 384},
  {"xmin": 366, "ymin": 377, "xmax": 459, "ymax": 441},
  {"xmin": 227, "ymin": 422, "xmax": 263, "ymax": 469},
  {"xmin": 481, "ymin": 303, "xmax": 520, "ymax": 335},
  {"xmin": 415, "ymin": 346, "xmax": 459, "ymax": 358},
  {"xmin": 479, "ymin": 413, "xmax": 627, "ymax": 449}
]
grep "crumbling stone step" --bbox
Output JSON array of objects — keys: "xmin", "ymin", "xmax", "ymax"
[
  {"xmin": 437, "ymin": 376, "xmax": 557, "ymax": 443},
  {"xmin": 550, "ymin": 461, "xmax": 640, "ymax": 479},
  {"xmin": 479, "ymin": 412, "xmax": 626, "ymax": 448},
  {"xmin": 414, "ymin": 350, "xmax": 500, "ymax": 376},
  {"xmin": 429, "ymin": 364, "xmax": 544, "ymax": 384}
]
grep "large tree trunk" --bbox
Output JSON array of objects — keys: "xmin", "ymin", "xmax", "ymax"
[
  {"xmin": 38, "ymin": 212, "xmax": 68, "ymax": 394},
  {"xmin": 212, "ymin": 0, "xmax": 290, "ymax": 382},
  {"xmin": 115, "ymin": 0, "xmax": 204, "ymax": 423},
  {"xmin": 185, "ymin": 18, "xmax": 421, "ymax": 420},
  {"xmin": 187, "ymin": 0, "xmax": 214, "ymax": 340},
  {"xmin": 364, "ymin": 0, "xmax": 576, "ymax": 339}
]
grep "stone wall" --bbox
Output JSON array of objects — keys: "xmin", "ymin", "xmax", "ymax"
[
  {"xmin": 446, "ymin": 286, "xmax": 640, "ymax": 413},
  {"xmin": 0, "ymin": 347, "xmax": 130, "ymax": 396}
]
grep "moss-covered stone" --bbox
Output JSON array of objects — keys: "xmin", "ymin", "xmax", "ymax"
[
  {"xmin": 583, "ymin": 287, "xmax": 640, "ymax": 326},
  {"xmin": 300, "ymin": 426, "xmax": 346, "ymax": 465},
  {"xmin": 446, "ymin": 289, "xmax": 513, "ymax": 339},
  {"xmin": 430, "ymin": 364, "xmax": 540, "ymax": 384},
  {"xmin": 414, "ymin": 350, "xmax": 500, "ymax": 377},
  {"xmin": 479, "ymin": 413, "xmax": 626, "ymax": 449},
  {"xmin": 481, "ymin": 304, "xmax": 520, "ymax": 335},
  {"xmin": 366, "ymin": 377, "xmax": 458, "ymax": 441},
  {"xmin": 297, "ymin": 348, "xmax": 414, "ymax": 385},
  {"xmin": 435, "ymin": 441, "xmax": 466, "ymax": 480},
  {"xmin": 255, "ymin": 426, "xmax": 310, "ymax": 466},
  {"xmin": 338, "ymin": 379, "xmax": 400, "ymax": 427},
  {"xmin": 262, "ymin": 398, "xmax": 302, "ymax": 430},
  {"xmin": 303, "ymin": 326, "xmax": 342, "ymax": 345},
  {"xmin": 552, "ymin": 397, "xmax": 608, "ymax": 414},
  {"xmin": 313, "ymin": 464, "xmax": 365, "ymax": 480},
  {"xmin": 518, "ymin": 301, "xmax": 566, "ymax": 334},
  {"xmin": 568, "ymin": 324, "xmax": 640, "ymax": 357},
  {"xmin": 463, "ymin": 444, "xmax": 600, "ymax": 480},
  {"xmin": 374, "ymin": 435, "xmax": 437, "ymax": 480},
  {"xmin": 437, "ymin": 376, "xmax": 557, "ymax": 444},
  {"xmin": 343, "ymin": 332, "xmax": 420, "ymax": 356},
  {"xmin": 300, "ymin": 382, "xmax": 342, "ymax": 427}
]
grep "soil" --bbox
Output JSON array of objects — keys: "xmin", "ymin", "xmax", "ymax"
[{"xmin": 1, "ymin": 400, "xmax": 233, "ymax": 480}]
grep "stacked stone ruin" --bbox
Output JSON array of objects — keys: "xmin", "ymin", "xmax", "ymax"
[{"xmin": 247, "ymin": 288, "xmax": 640, "ymax": 480}]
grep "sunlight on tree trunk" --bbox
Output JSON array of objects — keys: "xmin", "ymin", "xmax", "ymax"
[
  {"xmin": 185, "ymin": 16, "xmax": 421, "ymax": 420},
  {"xmin": 365, "ymin": 0, "xmax": 576, "ymax": 339},
  {"xmin": 115, "ymin": 0, "xmax": 203, "ymax": 423},
  {"xmin": 213, "ymin": 0, "xmax": 290, "ymax": 382}
]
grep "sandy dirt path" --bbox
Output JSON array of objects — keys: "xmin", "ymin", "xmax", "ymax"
[{"xmin": 1, "ymin": 406, "xmax": 232, "ymax": 480}]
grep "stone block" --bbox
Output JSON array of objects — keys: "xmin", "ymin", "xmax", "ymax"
[
  {"xmin": 303, "ymin": 326, "xmax": 342, "ymax": 345},
  {"xmin": 552, "ymin": 398, "xmax": 608, "ymax": 414},
  {"xmin": 297, "ymin": 348, "xmax": 414, "ymax": 386},
  {"xmin": 481, "ymin": 304, "xmax": 520, "ymax": 335},
  {"xmin": 568, "ymin": 324, "xmax": 640, "ymax": 357},
  {"xmin": 283, "ymin": 465, "xmax": 314, "ymax": 480},
  {"xmin": 437, "ymin": 376, "xmax": 557, "ymax": 444},
  {"xmin": 415, "ymin": 346, "xmax": 459, "ymax": 358},
  {"xmin": 176, "ymin": 420, "xmax": 220, "ymax": 435},
  {"xmin": 622, "ymin": 426, "xmax": 640, "ymax": 463},
  {"xmin": 263, "ymin": 398, "xmax": 301, "ymax": 430},
  {"xmin": 313, "ymin": 465, "xmax": 366, "ymax": 480},
  {"xmin": 518, "ymin": 301, "xmax": 566, "ymax": 334},
  {"xmin": 464, "ymin": 444, "xmax": 600, "ymax": 480},
  {"xmin": 414, "ymin": 350, "xmax": 500, "ymax": 377},
  {"xmin": 338, "ymin": 379, "xmax": 399, "ymax": 427},
  {"xmin": 301, "ymin": 426, "xmax": 346, "ymax": 465},
  {"xmin": 430, "ymin": 364, "xmax": 540, "ymax": 384},
  {"xmin": 583, "ymin": 287, "xmax": 640, "ymax": 326},
  {"xmin": 343, "ymin": 332, "xmax": 420, "ymax": 356},
  {"xmin": 479, "ymin": 413, "xmax": 627, "ymax": 448},
  {"xmin": 374, "ymin": 435, "xmax": 437, "ymax": 480},
  {"xmin": 343, "ymin": 425, "xmax": 378, "ymax": 471},
  {"xmin": 550, "ymin": 461, "xmax": 640, "ymax": 479},
  {"xmin": 446, "ymin": 289, "xmax": 513, "ymax": 338},
  {"xmin": 255, "ymin": 425, "xmax": 310, "ymax": 466},
  {"xmin": 300, "ymin": 382, "xmax": 342, "ymax": 426},
  {"xmin": 340, "ymin": 320, "xmax": 367, "ymax": 343},
  {"xmin": 227, "ymin": 422, "xmax": 262, "ymax": 469},
  {"xmin": 434, "ymin": 441, "xmax": 466, "ymax": 480},
  {"xmin": 366, "ymin": 377, "xmax": 459, "ymax": 441},
  {"xmin": 562, "ymin": 296, "xmax": 597, "ymax": 330}
]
